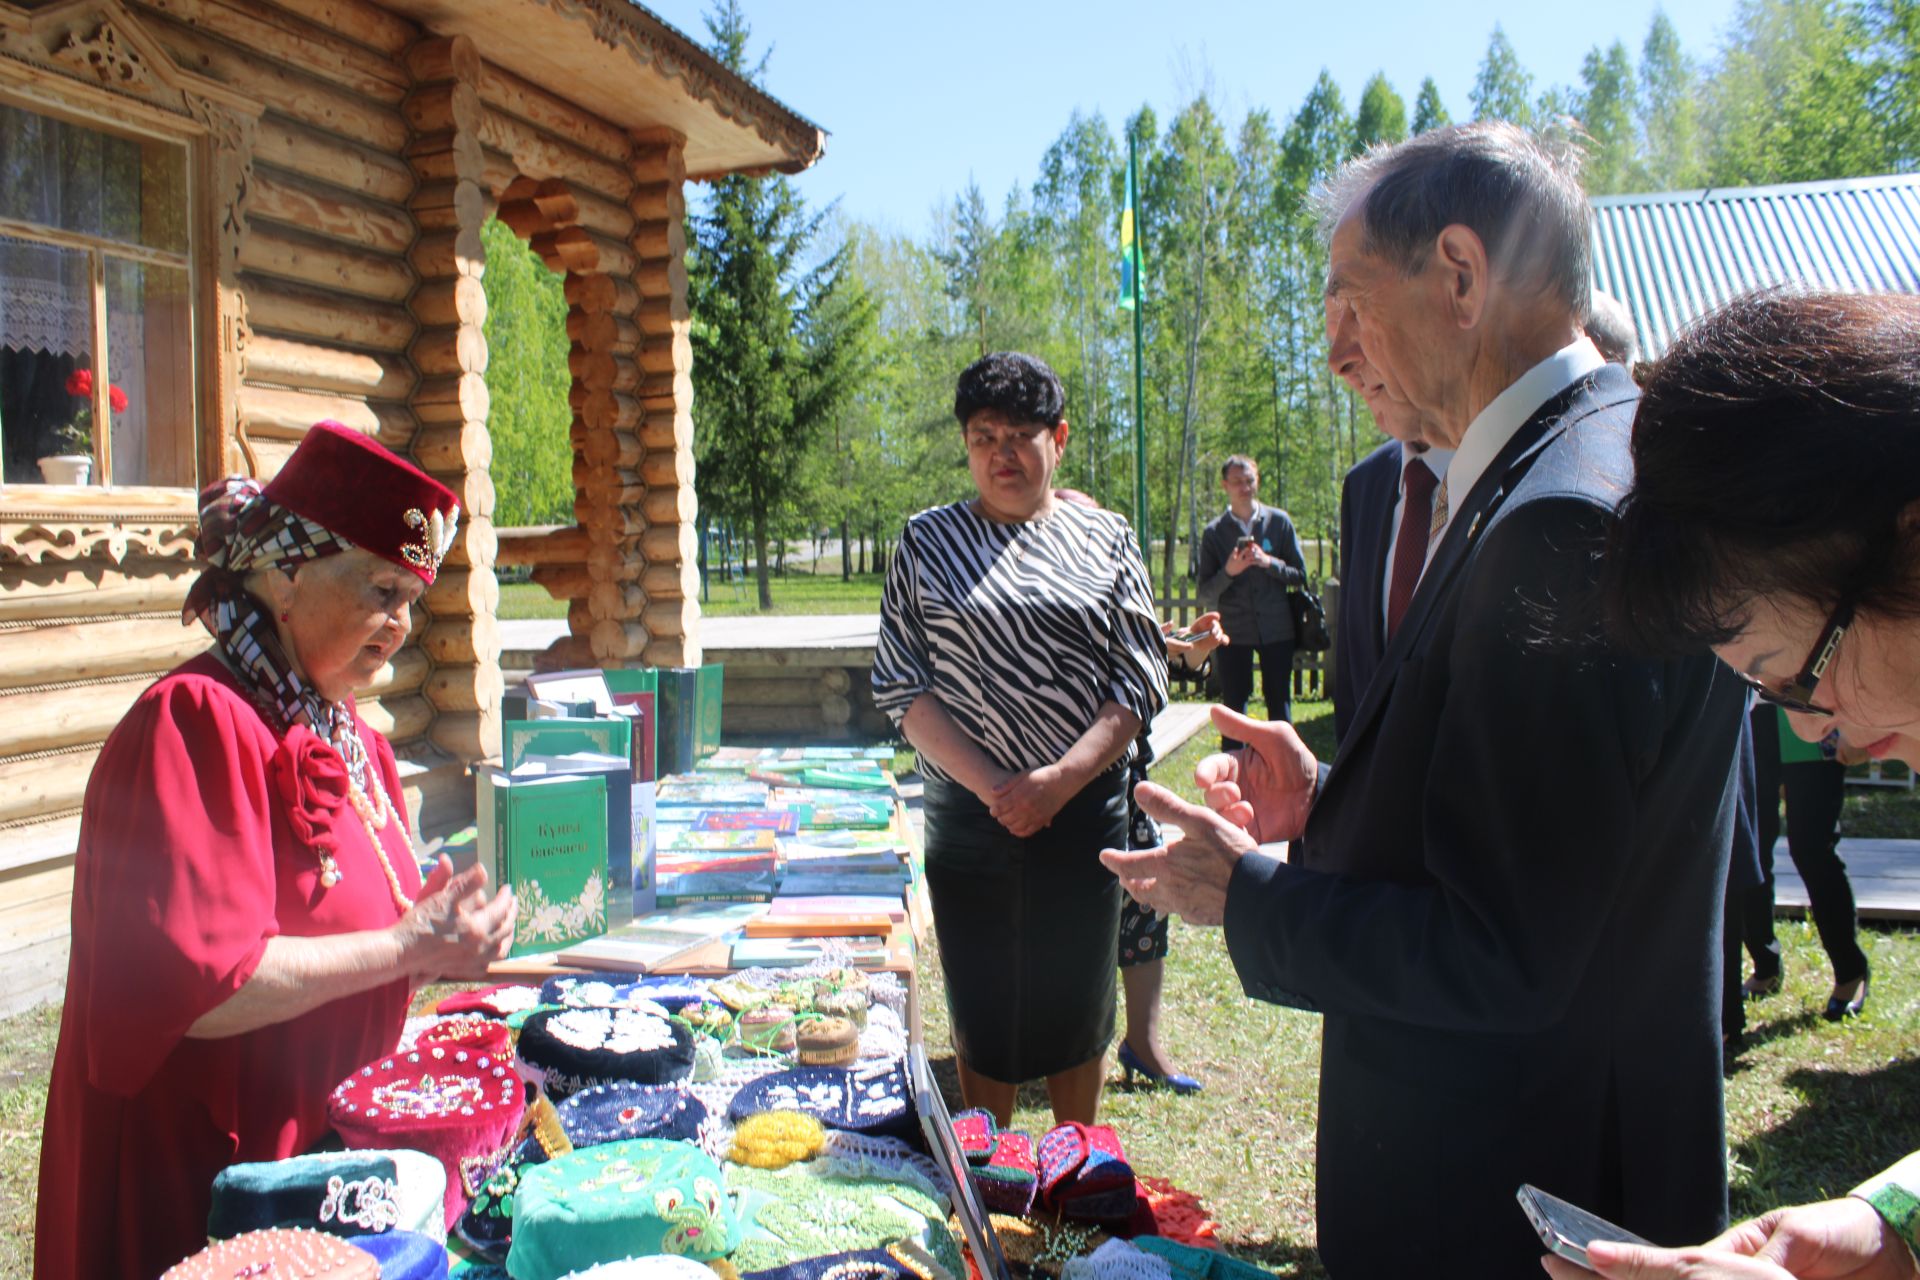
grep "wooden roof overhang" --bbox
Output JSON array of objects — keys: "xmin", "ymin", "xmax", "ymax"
[{"xmin": 382, "ymin": 0, "xmax": 825, "ymax": 180}]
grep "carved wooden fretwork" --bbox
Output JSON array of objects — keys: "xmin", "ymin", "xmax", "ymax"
[
  {"xmin": 52, "ymin": 20, "xmax": 152, "ymax": 90},
  {"xmin": 0, "ymin": 516, "xmax": 196, "ymax": 565}
]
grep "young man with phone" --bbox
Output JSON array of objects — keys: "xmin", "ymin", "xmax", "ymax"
[{"xmin": 1195, "ymin": 455, "xmax": 1307, "ymax": 748}]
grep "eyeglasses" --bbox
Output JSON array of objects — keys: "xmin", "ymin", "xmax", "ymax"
[{"xmin": 1739, "ymin": 597, "xmax": 1854, "ymax": 717}]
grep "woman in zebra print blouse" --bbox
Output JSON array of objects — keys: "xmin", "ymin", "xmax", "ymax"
[{"xmin": 873, "ymin": 352, "xmax": 1169, "ymax": 1128}]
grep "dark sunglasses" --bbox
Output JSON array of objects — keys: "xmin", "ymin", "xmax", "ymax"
[{"xmin": 1739, "ymin": 596, "xmax": 1854, "ymax": 717}]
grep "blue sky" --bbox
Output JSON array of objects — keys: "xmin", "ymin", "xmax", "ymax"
[{"xmin": 642, "ymin": 0, "xmax": 1744, "ymax": 236}]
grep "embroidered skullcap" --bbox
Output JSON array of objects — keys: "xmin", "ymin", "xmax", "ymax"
[
  {"xmin": 738, "ymin": 1250, "xmax": 915, "ymax": 1280},
  {"xmin": 726, "ymin": 1062, "xmax": 916, "ymax": 1140},
  {"xmin": 328, "ymin": 1047, "xmax": 525, "ymax": 1231},
  {"xmin": 516, "ymin": 1007, "xmax": 697, "ymax": 1100},
  {"xmin": 207, "ymin": 1148, "xmax": 446, "ymax": 1244},
  {"xmin": 162, "ymin": 1227, "xmax": 379, "ymax": 1279},
  {"xmin": 556, "ymin": 1081, "xmax": 709, "ymax": 1148},
  {"xmin": 508, "ymin": 1140, "xmax": 738, "ymax": 1278}
]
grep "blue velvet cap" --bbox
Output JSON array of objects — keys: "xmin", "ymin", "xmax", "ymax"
[
  {"xmin": 557, "ymin": 1082, "xmax": 709, "ymax": 1147},
  {"xmin": 209, "ymin": 1151, "xmax": 399, "ymax": 1240},
  {"xmin": 348, "ymin": 1228, "xmax": 449, "ymax": 1280},
  {"xmin": 740, "ymin": 1249, "xmax": 913, "ymax": 1280},
  {"xmin": 725, "ymin": 1061, "xmax": 915, "ymax": 1139}
]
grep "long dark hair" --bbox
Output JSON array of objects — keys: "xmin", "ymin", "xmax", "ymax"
[{"xmin": 1604, "ymin": 290, "xmax": 1920, "ymax": 656}]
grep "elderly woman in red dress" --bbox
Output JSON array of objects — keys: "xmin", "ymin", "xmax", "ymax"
[{"xmin": 34, "ymin": 422, "xmax": 515, "ymax": 1280}]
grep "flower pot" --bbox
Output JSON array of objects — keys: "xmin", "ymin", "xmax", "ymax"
[{"xmin": 37, "ymin": 455, "xmax": 92, "ymax": 485}]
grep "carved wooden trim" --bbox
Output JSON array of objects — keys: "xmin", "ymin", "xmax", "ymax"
[
  {"xmin": 0, "ymin": 515, "xmax": 196, "ymax": 564},
  {"xmin": 52, "ymin": 17, "xmax": 151, "ymax": 90},
  {"xmin": 525, "ymin": 0, "xmax": 822, "ymax": 173}
]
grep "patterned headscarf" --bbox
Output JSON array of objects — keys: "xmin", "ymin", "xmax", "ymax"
[{"xmin": 184, "ymin": 477, "xmax": 352, "ymax": 735}]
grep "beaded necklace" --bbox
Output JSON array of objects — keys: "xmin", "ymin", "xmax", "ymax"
[{"xmin": 324, "ymin": 705, "xmax": 415, "ymax": 913}]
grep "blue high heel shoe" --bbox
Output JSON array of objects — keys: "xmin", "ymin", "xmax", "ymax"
[{"xmin": 1117, "ymin": 1041, "xmax": 1203, "ymax": 1095}]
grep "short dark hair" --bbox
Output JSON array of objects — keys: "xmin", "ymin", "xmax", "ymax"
[
  {"xmin": 1317, "ymin": 121, "xmax": 1592, "ymax": 323},
  {"xmin": 1586, "ymin": 290, "xmax": 1638, "ymax": 365},
  {"xmin": 954, "ymin": 352, "xmax": 1065, "ymax": 428},
  {"xmin": 1603, "ymin": 290, "xmax": 1920, "ymax": 656},
  {"xmin": 1220, "ymin": 455, "xmax": 1258, "ymax": 481}
]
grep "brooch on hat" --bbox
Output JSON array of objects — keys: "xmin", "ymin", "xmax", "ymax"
[{"xmin": 400, "ymin": 504, "xmax": 460, "ymax": 578}]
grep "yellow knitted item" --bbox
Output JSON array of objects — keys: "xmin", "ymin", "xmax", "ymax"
[
  {"xmin": 706, "ymin": 1260, "xmax": 741, "ymax": 1280},
  {"xmin": 729, "ymin": 1110, "xmax": 827, "ymax": 1169}
]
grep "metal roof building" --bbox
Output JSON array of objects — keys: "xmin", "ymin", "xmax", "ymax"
[{"xmin": 1589, "ymin": 173, "xmax": 1920, "ymax": 360}]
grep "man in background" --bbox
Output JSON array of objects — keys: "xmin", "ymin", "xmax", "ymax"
[{"xmin": 1195, "ymin": 456, "xmax": 1307, "ymax": 744}]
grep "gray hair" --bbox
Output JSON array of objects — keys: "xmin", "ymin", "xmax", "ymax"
[
  {"xmin": 1586, "ymin": 289, "xmax": 1638, "ymax": 364},
  {"xmin": 1313, "ymin": 121, "xmax": 1592, "ymax": 324}
]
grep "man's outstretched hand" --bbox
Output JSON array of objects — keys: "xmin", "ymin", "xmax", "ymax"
[{"xmin": 1196, "ymin": 706, "xmax": 1319, "ymax": 843}]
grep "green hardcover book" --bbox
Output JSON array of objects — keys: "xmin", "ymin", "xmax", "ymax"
[
  {"xmin": 695, "ymin": 662, "xmax": 725, "ymax": 761},
  {"xmin": 482, "ymin": 770, "xmax": 608, "ymax": 958},
  {"xmin": 653, "ymin": 667, "xmax": 701, "ymax": 778},
  {"xmin": 602, "ymin": 667, "xmax": 658, "ymax": 696},
  {"xmin": 503, "ymin": 717, "xmax": 632, "ymax": 771}
]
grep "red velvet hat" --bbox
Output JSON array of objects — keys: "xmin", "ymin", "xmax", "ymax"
[
  {"xmin": 262, "ymin": 420, "xmax": 460, "ymax": 583},
  {"xmin": 329, "ymin": 1047, "xmax": 524, "ymax": 1230}
]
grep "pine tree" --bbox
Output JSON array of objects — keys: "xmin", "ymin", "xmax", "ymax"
[
  {"xmin": 1354, "ymin": 73, "xmax": 1409, "ymax": 151},
  {"xmin": 1580, "ymin": 42, "xmax": 1642, "ymax": 193},
  {"xmin": 1411, "ymin": 77, "xmax": 1452, "ymax": 134},
  {"xmin": 688, "ymin": 1, "xmax": 876, "ymax": 609},
  {"xmin": 1471, "ymin": 26, "xmax": 1536, "ymax": 126},
  {"xmin": 1639, "ymin": 11, "xmax": 1704, "ymax": 189}
]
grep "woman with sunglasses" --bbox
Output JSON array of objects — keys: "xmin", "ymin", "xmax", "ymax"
[{"xmin": 1550, "ymin": 291, "xmax": 1920, "ymax": 1279}]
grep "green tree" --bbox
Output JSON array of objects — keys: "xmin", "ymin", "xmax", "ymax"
[
  {"xmin": 1867, "ymin": 0, "xmax": 1920, "ymax": 165},
  {"xmin": 688, "ymin": 1, "xmax": 876, "ymax": 609},
  {"xmin": 1640, "ymin": 12, "xmax": 1704, "ymax": 189},
  {"xmin": 480, "ymin": 216, "xmax": 572, "ymax": 526},
  {"xmin": 1580, "ymin": 41, "xmax": 1642, "ymax": 193},
  {"xmin": 1705, "ymin": 0, "xmax": 1885, "ymax": 184},
  {"xmin": 1412, "ymin": 77, "xmax": 1452, "ymax": 134},
  {"xmin": 1354, "ymin": 72, "xmax": 1409, "ymax": 150},
  {"xmin": 1471, "ymin": 25, "xmax": 1536, "ymax": 126}
]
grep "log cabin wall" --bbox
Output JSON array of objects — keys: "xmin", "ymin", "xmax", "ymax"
[{"xmin": 0, "ymin": 0, "xmax": 815, "ymax": 1014}]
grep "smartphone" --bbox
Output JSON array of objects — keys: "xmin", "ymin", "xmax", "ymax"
[
  {"xmin": 1516, "ymin": 1184, "xmax": 1650, "ymax": 1268},
  {"xmin": 1167, "ymin": 625, "xmax": 1205, "ymax": 644},
  {"xmin": 1235, "ymin": 535, "xmax": 1256, "ymax": 551}
]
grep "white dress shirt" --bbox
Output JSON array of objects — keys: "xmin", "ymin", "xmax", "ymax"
[
  {"xmin": 1440, "ymin": 336, "xmax": 1607, "ymax": 535},
  {"xmin": 1378, "ymin": 443, "xmax": 1454, "ymax": 626}
]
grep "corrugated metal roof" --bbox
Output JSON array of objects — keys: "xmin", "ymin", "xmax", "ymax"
[{"xmin": 1590, "ymin": 173, "xmax": 1920, "ymax": 359}]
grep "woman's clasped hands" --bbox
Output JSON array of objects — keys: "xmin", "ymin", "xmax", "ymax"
[{"xmin": 394, "ymin": 855, "xmax": 516, "ymax": 982}]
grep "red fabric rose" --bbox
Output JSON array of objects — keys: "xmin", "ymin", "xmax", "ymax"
[
  {"xmin": 271, "ymin": 724, "xmax": 351, "ymax": 853},
  {"xmin": 65, "ymin": 369, "xmax": 92, "ymax": 397},
  {"xmin": 108, "ymin": 384, "xmax": 128, "ymax": 414}
]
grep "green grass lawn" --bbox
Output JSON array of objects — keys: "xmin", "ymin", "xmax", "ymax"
[
  {"xmin": 498, "ymin": 573, "xmax": 885, "ymax": 621},
  {"xmin": 1, "ymin": 695, "xmax": 1914, "ymax": 1279}
]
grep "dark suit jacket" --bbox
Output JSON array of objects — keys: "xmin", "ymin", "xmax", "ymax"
[
  {"xmin": 1196, "ymin": 504, "xmax": 1306, "ymax": 646},
  {"xmin": 1223, "ymin": 365, "xmax": 1744, "ymax": 1277},
  {"xmin": 1333, "ymin": 440, "xmax": 1401, "ymax": 745}
]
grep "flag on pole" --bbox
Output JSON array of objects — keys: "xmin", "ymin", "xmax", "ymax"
[{"xmin": 1118, "ymin": 149, "xmax": 1141, "ymax": 310}]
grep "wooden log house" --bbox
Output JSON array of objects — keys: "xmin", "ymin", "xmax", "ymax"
[{"xmin": 0, "ymin": 0, "xmax": 823, "ymax": 1012}]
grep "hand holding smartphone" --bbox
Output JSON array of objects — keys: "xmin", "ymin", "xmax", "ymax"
[{"xmin": 1517, "ymin": 1184, "xmax": 1650, "ymax": 1269}]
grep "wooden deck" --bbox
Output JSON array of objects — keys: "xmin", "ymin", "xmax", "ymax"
[{"xmin": 1775, "ymin": 838, "xmax": 1920, "ymax": 922}]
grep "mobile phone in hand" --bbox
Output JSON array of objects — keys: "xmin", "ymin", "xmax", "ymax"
[
  {"xmin": 1235, "ymin": 535, "xmax": 1256, "ymax": 551},
  {"xmin": 1517, "ymin": 1185, "xmax": 1650, "ymax": 1269},
  {"xmin": 1167, "ymin": 626, "xmax": 1205, "ymax": 644}
]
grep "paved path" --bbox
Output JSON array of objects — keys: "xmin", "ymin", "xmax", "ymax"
[
  {"xmin": 1775, "ymin": 837, "xmax": 1920, "ymax": 921},
  {"xmin": 499, "ymin": 614, "xmax": 879, "ymax": 657}
]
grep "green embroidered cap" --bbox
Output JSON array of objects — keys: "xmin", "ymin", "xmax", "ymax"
[{"xmin": 506, "ymin": 1139, "xmax": 737, "ymax": 1280}]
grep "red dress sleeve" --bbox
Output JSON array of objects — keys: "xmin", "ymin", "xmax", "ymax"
[{"xmin": 75, "ymin": 670, "xmax": 280, "ymax": 1097}]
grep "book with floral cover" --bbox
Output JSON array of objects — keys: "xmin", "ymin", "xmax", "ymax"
[{"xmin": 476, "ymin": 768, "xmax": 608, "ymax": 957}]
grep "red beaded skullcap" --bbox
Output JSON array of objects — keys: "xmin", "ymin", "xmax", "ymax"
[{"xmin": 261, "ymin": 421, "xmax": 459, "ymax": 583}]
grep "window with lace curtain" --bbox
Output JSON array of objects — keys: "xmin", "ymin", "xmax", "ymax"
[{"xmin": 0, "ymin": 98, "xmax": 193, "ymax": 487}]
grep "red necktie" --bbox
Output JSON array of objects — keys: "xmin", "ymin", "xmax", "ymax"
[{"xmin": 1386, "ymin": 457, "xmax": 1438, "ymax": 639}]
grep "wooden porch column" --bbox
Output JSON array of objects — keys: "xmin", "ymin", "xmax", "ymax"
[
  {"xmin": 628, "ymin": 128, "xmax": 700, "ymax": 667},
  {"xmin": 404, "ymin": 34, "xmax": 501, "ymax": 760}
]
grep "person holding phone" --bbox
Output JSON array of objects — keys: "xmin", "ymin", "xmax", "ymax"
[{"xmin": 1196, "ymin": 456, "xmax": 1308, "ymax": 746}]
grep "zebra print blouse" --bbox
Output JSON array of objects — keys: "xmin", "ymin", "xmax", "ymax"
[{"xmin": 872, "ymin": 499, "xmax": 1170, "ymax": 782}]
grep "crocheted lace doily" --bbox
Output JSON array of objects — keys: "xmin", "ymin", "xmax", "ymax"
[{"xmin": 1061, "ymin": 1239, "xmax": 1175, "ymax": 1280}]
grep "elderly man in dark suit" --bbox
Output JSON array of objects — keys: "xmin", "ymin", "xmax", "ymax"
[
  {"xmin": 1105, "ymin": 123, "xmax": 1745, "ymax": 1277},
  {"xmin": 1328, "ymin": 314, "xmax": 1450, "ymax": 746},
  {"xmin": 1196, "ymin": 456, "xmax": 1307, "ymax": 745}
]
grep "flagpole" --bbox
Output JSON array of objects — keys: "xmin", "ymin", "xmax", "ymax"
[{"xmin": 1129, "ymin": 132, "xmax": 1148, "ymax": 565}]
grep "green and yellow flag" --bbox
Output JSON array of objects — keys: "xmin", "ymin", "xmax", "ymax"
[{"xmin": 1118, "ymin": 149, "xmax": 1141, "ymax": 310}]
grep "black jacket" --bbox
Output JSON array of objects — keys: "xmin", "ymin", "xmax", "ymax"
[
  {"xmin": 1224, "ymin": 366, "xmax": 1744, "ymax": 1277},
  {"xmin": 1333, "ymin": 439, "xmax": 1401, "ymax": 744}
]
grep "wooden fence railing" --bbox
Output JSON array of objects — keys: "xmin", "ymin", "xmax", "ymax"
[{"xmin": 1157, "ymin": 580, "xmax": 1339, "ymax": 704}]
